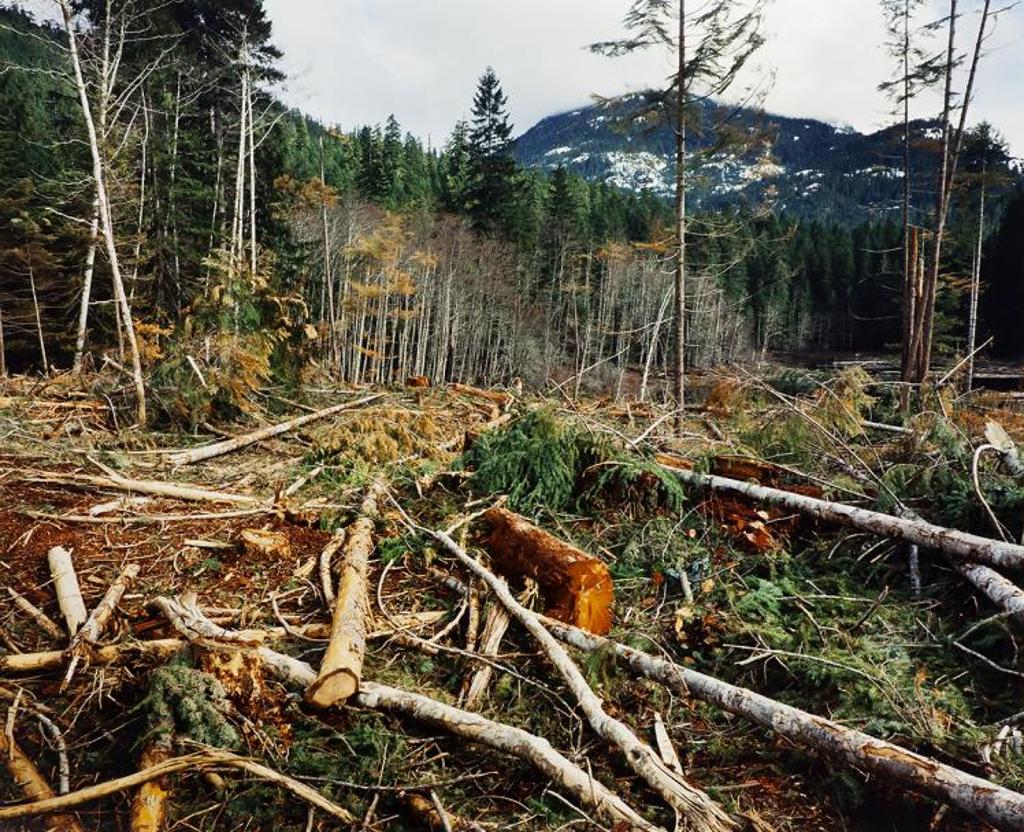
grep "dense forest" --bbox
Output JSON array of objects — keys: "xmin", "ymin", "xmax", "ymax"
[{"xmin": 1, "ymin": 0, "xmax": 1021, "ymax": 427}]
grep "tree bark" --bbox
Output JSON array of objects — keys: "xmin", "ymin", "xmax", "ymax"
[
  {"xmin": 543, "ymin": 618, "xmax": 1024, "ymax": 832},
  {"xmin": 306, "ymin": 479, "xmax": 386, "ymax": 707},
  {"xmin": 483, "ymin": 507, "xmax": 613, "ymax": 635},
  {"xmin": 47, "ymin": 546, "xmax": 87, "ymax": 638},
  {"xmin": 434, "ymin": 527, "xmax": 734, "ymax": 832},
  {"xmin": 668, "ymin": 467, "xmax": 1024, "ymax": 571}
]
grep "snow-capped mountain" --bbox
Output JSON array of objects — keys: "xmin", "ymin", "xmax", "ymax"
[{"xmin": 515, "ymin": 94, "xmax": 954, "ymax": 223}]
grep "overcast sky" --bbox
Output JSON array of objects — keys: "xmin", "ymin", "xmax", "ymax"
[
  {"xmin": 266, "ymin": 0, "xmax": 1024, "ymax": 155},
  {"xmin": 18, "ymin": 0, "xmax": 1024, "ymax": 153}
]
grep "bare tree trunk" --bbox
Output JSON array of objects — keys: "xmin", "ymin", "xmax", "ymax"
[
  {"xmin": 73, "ymin": 204, "xmax": 100, "ymax": 371},
  {"xmin": 28, "ymin": 256, "xmax": 48, "ymax": 374},
  {"xmin": 917, "ymin": 0, "xmax": 991, "ymax": 384},
  {"xmin": 247, "ymin": 67, "xmax": 257, "ymax": 276},
  {"xmin": 967, "ymin": 163, "xmax": 987, "ymax": 392},
  {"xmin": 673, "ymin": 0, "xmax": 688, "ymax": 434},
  {"xmin": 59, "ymin": 0, "xmax": 147, "ymax": 423}
]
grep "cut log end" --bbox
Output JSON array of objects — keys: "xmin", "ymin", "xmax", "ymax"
[
  {"xmin": 305, "ymin": 668, "xmax": 359, "ymax": 709},
  {"xmin": 484, "ymin": 508, "xmax": 614, "ymax": 635}
]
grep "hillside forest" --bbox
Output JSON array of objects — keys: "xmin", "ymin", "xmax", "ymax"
[{"xmin": 5, "ymin": 2, "xmax": 1024, "ymax": 832}]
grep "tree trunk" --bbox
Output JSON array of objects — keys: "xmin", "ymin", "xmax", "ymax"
[
  {"xmin": 673, "ymin": 0, "xmax": 688, "ymax": 434},
  {"xmin": 967, "ymin": 164, "xmax": 987, "ymax": 392},
  {"xmin": 306, "ymin": 478, "xmax": 386, "ymax": 707},
  {"xmin": 668, "ymin": 467, "xmax": 1024, "ymax": 571},
  {"xmin": 544, "ymin": 618, "xmax": 1024, "ymax": 832},
  {"xmin": 59, "ymin": 0, "xmax": 147, "ymax": 424}
]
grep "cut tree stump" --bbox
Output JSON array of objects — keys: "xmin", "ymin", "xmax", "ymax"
[
  {"xmin": 306, "ymin": 479, "xmax": 386, "ymax": 707},
  {"xmin": 239, "ymin": 529, "xmax": 291, "ymax": 560},
  {"xmin": 483, "ymin": 508, "xmax": 613, "ymax": 635}
]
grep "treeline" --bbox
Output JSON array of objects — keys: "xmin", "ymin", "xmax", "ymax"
[{"xmin": 0, "ymin": 1, "xmax": 1021, "ymax": 422}]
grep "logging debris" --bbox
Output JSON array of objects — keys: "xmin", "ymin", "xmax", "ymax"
[{"xmin": 4, "ymin": 377, "xmax": 1024, "ymax": 830}]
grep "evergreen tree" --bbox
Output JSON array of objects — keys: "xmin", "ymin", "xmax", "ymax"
[{"xmin": 467, "ymin": 68, "xmax": 518, "ymax": 234}]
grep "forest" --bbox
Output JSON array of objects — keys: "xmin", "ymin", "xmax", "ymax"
[{"xmin": 3, "ymin": 0, "xmax": 1024, "ymax": 831}]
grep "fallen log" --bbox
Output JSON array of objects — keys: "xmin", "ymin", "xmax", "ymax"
[
  {"xmin": 0, "ymin": 639, "xmax": 184, "ymax": 674},
  {"xmin": 449, "ymin": 383, "xmax": 512, "ymax": 410},
  {"xmin": 0, "ymin": 728, "xmax": 84, "ymax": 832},
  {"xmin": 1, "ymin": 614, "xmax": 445, "ymax": 675},
  {"xmin": 306, "ymin": 479, "xmax": 386, "ymax": 708},
  {"xmin": 668, "ymin": 468, "xmax": 1024, "ymax": 571},
  {"xmin": 24, "ymin": 472, "xmax": 261, "ymax": 506},
  {"xmin": 483, "ymin": 508, "xmax": 614, "ymax": 635},
  {"xmin": 460, "ymin": 581, "xmax": 536, "ymax": 708},
  {"xmin": 433, "ymin": 527, "xmax": 733, "ymax": 832},
  {"xmin": 543, "ymin": 617, "xmax": 1024, "ymax": 832},
  {"xmin": 354, "ymin": 681, "xmax": 660, "ymax": 832},
  {"xmin": 130, "ymin": 738, "xmax": 171, "ymax": 832},
  {"xmin": 47, "ymin": 547, "xmax": 87, "ymax": 638},
  {"xmin": 461, "ymin": 596, "xmax": 512, "ymax": 708},
  {"xmin": 6, "ymin": 586, "xmax": 64, "ymax": 641},
  {"xmin": 62, "ymin": 563, "xmax": 140, "ymax": 689},
  {"xmin": 953, "ymin": 562, "xmax": 1024, "ymax": 626},
  {"xmin": 164, "ymin": 393, "xmax": 384, "ymax": 465},
  {"xmin": 0, "ymin": 751, "xmax": 357, "ymax": 824},
  {"xmin": 240, "ymin": 643, "xmax": 659, "ymax": 831}
]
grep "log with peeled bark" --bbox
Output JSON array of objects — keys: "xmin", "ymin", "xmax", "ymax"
[
  {"xmin": 233, "ymin": 644, "xmax": 660, "ymax": 830},
  {"xmin": 668, "ymin": 468, "xmax": 1024, "ymax": 571},
  {"xmin": 0, "ymin": 728, "xmax": 85, "ymax": 832},
  {"xmin": 432, "ymin": 526, "xmax": 734, "ymax": 832},
  {"xmin": 542, "ymin": 616, "xmax": 1024, "ymax": 832},
  {"xmin": 24, "ymin": 471, "xmax": 261, "ymax": 506},
  {"xmin": 306, "ymin": 479, "xmax": 386, "ymax": 708},
  {"xmin": 130, "ymin": 738, "xmax": 172, "ymax": 832},
  {"xmin": 483, "ymin": 507, "xmax": 614, "ymax": 635},
  {"xmin": 61, "ymin": 563, "xmax": 140, "ymax": 690},
  {"xmin": 163, "ymin": 393, "xmax": 384, "ymax": 465},
  {"xmin": 47, "ymin": 547, "xmax": 87, "ymax": 638}
]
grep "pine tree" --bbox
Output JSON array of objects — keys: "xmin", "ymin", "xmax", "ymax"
[{"xmin": 467, "ymin": 68, "xmax": 518, "ymax": 234}]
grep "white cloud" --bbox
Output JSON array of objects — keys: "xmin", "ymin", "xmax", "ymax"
[{"xmin": 267, "ymin": 0, "xmax": 1024, "ymax": 155}]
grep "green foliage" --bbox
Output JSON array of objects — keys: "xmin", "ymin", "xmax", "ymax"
[
  {"xmin": 136, "ymin": 661, "xmax": 240, "ymax": 750},
  {"xmin": 463, "ymin": 408, "xmax": 607, "ymax": 513}
]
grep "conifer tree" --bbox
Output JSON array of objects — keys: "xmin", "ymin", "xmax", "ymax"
[
  {"xmin": 593, "ymin": 0, "xmax": 766, "ymax": 433},
  {"xmin": 467, "ymin": 68, "xmax": 517, "ymax": 234}
]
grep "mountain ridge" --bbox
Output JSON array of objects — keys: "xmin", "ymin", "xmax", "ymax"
[{"xmin": 513, "ymin": 93, "xmax": 958, "ymax": 223}]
